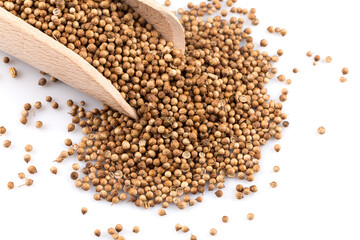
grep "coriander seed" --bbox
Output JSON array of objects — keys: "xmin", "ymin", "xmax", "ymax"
[
  {"xmin": 280, "ymin": 29, "xmax": 287, "ymax": 36},
  {"xmin": 222, "ymin": 216, "xmax": 229, "ymax": 223},
  {"xmin": 164, "ymin": 0, "xmax": 171, "ymax": 6},
  {"xmin": 94, "ymin": 229, "xmax": 101, "ymax": 237},
  {"xmin": 81, "ymin": 207, "xmax": 88, "ymax": 215},
  {"xmin": 9, "ymin": 67, "xmax": 17, "ymax": 78},
  {"xmin": 133, "ymin": 226, "xmax": 140, "ymax": 233},
  {"xmin": 340, "ymin": 77, "xmax": 347, "ymax": 83},
  {"xmin": 267, "ymin": 26, "xmax": 275, "ymax": 33},
  {"xmin": 273, "ymin": 166, "xmax": 280, "ymax": 172},
  {"xmin": 314, "ymin": 55, "xmax": 320, "ymax": 62},
  {"xmin": 306, "ymin": 51, "xmax": 313, "ymax": 57},
  {"xmin": 326, "ymin": 56, "xmax": 332, "ymax": 63},
  {"xmin": 342, "ymin": 67, "xmax": 349, "ymax": 75},
  {"xmin": 35, "ymin": 121, "xmax": 43, "ymax": 128},
  {"xmin": 19, "ymin": 179, "xmax": 33, "ymax": 187},
  {"xmin": 8, "ymin": 182, "xmax": 14, "ymax": 190},
  {"xmin": 3, "ymin": 56, "xmax": 10, "ymax": 63},
  {"xmin": 50, "ymin": 166, "xmax": 58, "ymax": 175},
  {"xmin": 260, "ymin": 39, "xmax": 268, "ymax": 47},
  {"xmin": 181, "ymin": 226, "xmax": 189, "ymax": 233},
  {"xmin": 158, "ymin": 208, "xmax": 167, "ymax": 216},
  {"xmin": 247, "ymin": 213, "xmax": 255, "ymax": 220},
  {"xmin": 25, "ymin": 144, "xmax": 33, "ymax": 152},
  {"xmin": 115, "ymin": 224, "xmax": 123, "ymax": 233},
  {"xmin": 34, "ymin": 101, "xmax": 42, "ymax": 109},
  {"xmin": 277, "ymin": 49, "xmax": 284, "ymax": 56},
  {"xmin": 64, "ymin": 139, "xmax": 72, "ymax": 146},
  {"xmin": 38, "ymin": 78, "xmax": 47, "ymax": 86},
  {"xmin": 24, "ymin": 154, "xmax": 31, "ymax": 163},
  {"xmin": 66, "ymin": 99, "xmax": 73, "ymax": 107},
  {"xmin": 191, "ymin": 235, "xmax": 197, "ymax": 240},
  {"xmin": 274, "ymin": 144, "xmax": 281, "ymax": 152},
  {"xmin": 68, "ymin": 123, "xmax": 75, "ymax": 132},
  {"xmin": 210, "ymin": 228, "xmax": 217, "ymax": 236},
  {"xmin": 175, "ymin": 224, "xmax": 182, "ymax": 232},
  {"xmin": 18, "ymin": 172, "xmax": 26, "ymax": 179},
  {"xmin": 51, "ymin": 102, "xmax": 59, "ymax": 109},
  {"xmin": 293, "ymin": 68, "xmax": 299, "ymax": 73},
  {"xmin": 28, "ymin": 165, "xmax": 37, "ymax": 174},
  {"xmin": 3, "ymin": 140, "xmax": 11, "ymax": 148},
  {"xmin": 270, "ymin": 181, "xmax": 278, "ymax": 188},
  {"xmin": 24, "ymin": 103, "xmax": 31, "ymax": 111},
  {"xmin": 0, "ymin": 126, "xmax": 6, "ymax": 135},
  {"xmin": 50, "ymin": 76, "xmax": 57, "ymax": 82},
  {"xmin": 21, "ymin": 110, "xmax": 29, "ymax": 117},
  {"xmin": 215, "ymin": 190, "xmax": 223, "ymax": 198},
  {"xmin": 20, "ymin": 117, "xmax": 27, "ymax": 125},
  {"xmin": 318, "ymin": 126, "xmax": 326, "ymax": 135},
  {"xmin": 45, "ymin": 96, "xmax": 52, "ymax": 102}
]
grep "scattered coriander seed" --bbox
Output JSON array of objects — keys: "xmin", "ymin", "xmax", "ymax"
[
  {"xmin": 66, "ymin": 99, "xmax": 73, "ymax": 107},
  {"xmin": 221, "ymin": 9, "xmax": 228, "ymax": 17},
  {"xmin": 274, "ymin": 144, "xmax": 281, "ymax": 152},
  {"xmin": 25, "ymin": 144, "xmax": 33, "ymax": 152},
  {"xmin": 19, "ymin": 179, "xmax": 33, "ymax": 187},
  {"xmin": 72, "ymin": 163, "xmax": 80, "ymax": 171},
  {"xmin": 8, "ymin": 182, "xmax": 14, "ymax": 190},
  {"xmin": 9, "ymin": 67, "xmax": 17, "ymax": 78},
  {"xmin": 260, "ymin": 39, "xmax": 268, "ymax": 47},
  {"xmin": 94, "ymin": 229, "xmax": 101, "ymax": 237},
  {"xmin": 68, "ymin": 123, "xmax": 75, "ymax": 132},
  {"xmin": 190, "ymin": 235, "xmax": 197, "ymax": 240},
  {"xmin": 277, "ymin": 49, "xmax": 284, "ymax": 56},
  {"xmin": 277, "ymin": 75, "xmax": 286, "ymax": 82},
  {"xmin": 286, "ymin": 79, "xmax": 292, "ymax": 85},
  {"xmin": 326, "ymin": 56, "xmax": 332, "ymax": 63},
  {"xmin": 28, "ymin": 165, "xmax": 37, "ymax": 174},
  {"xmin": 0, "ymin": 126, "xmax": 6, "ymax": 135},
  {"xmin": 164, "ymin": 0, "xmax": 171, "ymax": 6},
  {"xmin": 24, "ymin": 103, "xmax": 31, "ymax": 111},
  {"xmin": 196, "ymin": 196, "xmax": 203, "ymax": 202},
  {"xmin": 34, "ymin": 101, "xmax": 42, "ymax": 109},
  {"xmin": 35, "ymin": 121, "xmax": 43, "ymax": 128},
  {"xmin": 70, "ymin": 172, "xmax": 79, "ymax": 180},
  {"xmin": 38, "ymin": 78, "xmax": 47, "ymax": 86},
  {"xmin": 18, "ymin": 172, "xmax": 26, "ymax": 179},
  {"xmin": 210, "ymin": 228, "xmax": 217, "ymax": 236},
  {"xmin": 39, "ymin": 71, "xmax": 47, "ymax": 75},
  {"xmin": 50, "ymin": 166, "xmax": 58, "ymax": 175},
  {"xmin": 80, "ymin": 101, "xmax": 86, "ymax": 106},
  {"xmin": 51, "ymin": 102, "xmax": 59, "ymax": 109},
  {"xmin": 175, "ymin": 224, "xmax": 182, "ymax": 232},
  {"xmin": 306, "ymin": 51, "xmax": 313, "ymax": 57},
  {"xmin": 250, "ymin": 185, "xmax": 258, "ymax": 192},
  {"xmin": 176, "ymin": 201, "xmax": 187, "ymax": 210},
  {"xmin": 20, "ymin": 116, "xmax": 28, "ymax": 125},
  {"xmin": 158, "ymin": 208, "xmax": 167, "ymax": 216},
  {"xmin": 133, "ymin": 226, "xmax": 140, "ymax": 233},
  {"xmin": 3, "ymin": 140, "xmax": 11, "ymax": 148},
  {"xmin": 215, "ymin": 190, "xmax": 223, "ymax": 198},
  {"xmin": 342, "ymin": 67, "xmax": 349, "ymax": 75},
  {"xmin": 280, "ymin": 29, "xmax": 287, "ymax": 36},
  {"xmin": 317, "ymin": 126, "xmax": 326, "ymax": 135},
  {"xmin": 293, "ymin": 68, "xmax": 299, "ymax": 73},
  {"xmin": 273, "ymin": 166, "xmax": 280, "ymax": 172},
  {"xmin": 64, "ymin": 139, "xmax": 72, "ymax": 146},
  {"xmin": 222, "ymin": 216, "xmax": 229, "ymax": 223},
  {"xmin": 314, "ymin": 55, "xmax": 320, "ymax": 62},
  {"xmin": 236, "ymin": 184, "xmax": 244, "ymax": 192},
  {"xmin": 21, "ymin": 110, "xmax": 29, "ymax": 117},
  {"xmin": 283, "ymin": 121, "xmax": 290, "ymax": 127},
  {"xmin": 181, "ymin": 226, "xmax": 189, "ymax": 233},
  {"xmin": 3, "ymin": 56, "xmax": 10, "ymax": 63},
  {"xmin": 267, "ymin": 26, "xmax": 275, "ymax": 33},
  {"xmin": 45, "ymin": 96, "xmax": 52, "ymax": 102},
  {"xmin": 340, "ymin": 76, "xmax": 347, "ymax": 83},
  {"xmin": 270, "ymin": 181, "xmax": 278, "ymax": 188},
  {"xmin": 115, "ymin": 224, "xmax": 123, "ymax": 233},
  {"xmin": 247, "ymin": 213, "xmax": 255, "ymax": 220},
  {"xmin": 24, "ymin": 154, "xmax": 31, "ymax": 163},
  {"xmin": 275, "ymin": 27, "xmax": 281, "ymax": 33},
  {"xmin": 81, "ymin": 207, "xmax": 88, "ymax": 215},
  {"xmin": 118, "ymin": 236, "xmax": 125, "ymax": 240},
  {"xmin": 50, "ymin": 76, "xmax": 57, "ymax": 82}
]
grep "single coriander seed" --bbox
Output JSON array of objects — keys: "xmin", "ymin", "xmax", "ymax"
[
  {"xmin": 3, "ymin": 56, "xmax": 10, "ymax": 63},
  {"xmin": 181, "ymin": 226, "xmax": 189, "ymax": 233},
  {"xmin": 0, "ymin": 126, "xmax": 6, "ymax": 135},
  {"xmin": 270, "ymin": 181, "xmax": 278, "ymax": 188},
  {"xmin": 51, "ymin": 102, "xmax": 59, "ymax": 109},
  {"xmin": 340, "ymin": 77, "xmax": 347, "ymax": 83},
  {"xmin": 210, "ymin": 228, "xmax": 217, "ymax": 236},
  {"xmin": 18, "ymin": 172, "xmax": 26, "ymax": 179},
  {"xmin": 342, "ymin": 67, "xmax": 349, "ymax": 75},
  {"xmin": 19, "ymin": 179, "xmax": 33, "ymax": 187},
  {"xmin": 191, "ymin": 235, "xmax": 197, "ymax": 240},
  {"xmin": 25, "ymin": 144, "xmax": 33, "ymax": 152},
  {"xmin": 133, "ymin": 226, "xmax": 140, "ymax": 233},
  {"xmin": 45, "ymin": 96, "xmax": 52, "ymax": 102},
  {"xmin": 8, "ymin": 181, "xmax": 14, "ymax": 189},
  {"xmin": 38, "ymin": 78, "xmax": 47, "ymax": 86},
  {"xmin": 3, "ymin": 140, "xmax": 11, "ymax": 148},
  {"xmin": 247, "ymin": 213, "xmax": 255, "ymax": 220},
  {"xmin": 222, "ymin": 216, "xmax": 229, "ymax": 223},
  {"xmin": 35, "ymin": 121, "xmax": 43, "ymax": 128},
  {"xmin": 28, "ymin": 165, "xmax": 37, "ymax": 174},
  {"xmin": 81, "ymin": 207, "xmax": 88, "ymax": 215},
  {"xmin": 21, "ymin": 110, "xmax": 29, "ymax": 117},
  {"xmin": 115, "ymin": 224, "xmax": 123, "ymax": 233},
  {"xmin": 326, "ymin": 56, "xmax": 332, "ymax": 63},
  {"xmin": 66, "ymin": 99, "xmax": 74, "ymax": 107},
  {"xmin": 9, "ymin": 67, "xmax": 17, "ymax": 78},
  {"xmin": 274, "ymin": 144, "xmax": 281, "ymax": 152},
  {"xmin": 34, "ymin": 101, "xmax": 42, "ymax": 109},
  {"xmin": 158, "ymin": 208, "xmax": 167, "ymax": 216},
  {"xmin": 215, "ymin": 190, "xmax": 223, "ymax": 198},
  {"xmin": 277, "ymin": 49, "xmax": 284, "ymax": 56},
  {"xmin": 314, "ymin": 55, "xmax": 320, "ymax": 62},
  {"xmin": 306, "ymin": 51, "xmax": 313, "ymax": 57},
  {"xmin": 318, "ymin": 126, "xmax": 326, "ymax": 135},
  {"xmin": 260, "ymin": 39, "xmax": 268, "ymax": 47},
  {"xmin": 175, "ymin": 224, "xmax": 182, "ymax": 232},
  {"xmin": 68, "ymin": 123, "xmax": 75, "ymax": 132},
  {"xmin": 293, "ymin": 68, "xmax": 299, "ymax": 73},
  {"xmin": 164, "ymin": 0, "xmax": 171, "ymax": 6},
  {"xmin": 280, "ymin": 29, "xmax": 287, "ymax": 36},
  {"xmin": 50, "ymin": 166, "xmax": 58, "ymax": 175},
  {"xmin": 24, "ymin": 103, "xmax": 31, "ymax": 110},
  {"xmin": 94, "ymin": 229, "xmax": 101, "ymax": 237},
  {"xmin": 267, "ymin": 26, "xmax": 275, "ymax": 33},
  {"xmin": 20, "ymin": 117, "xmax": 28, "ymax": 125},
  {"xmin": 273, "ymin": 166, "xmax": 280, "ymax": 172},
  {"xmin": 24, "ymin": 154, "xmax": 31, "ymax": 163}
]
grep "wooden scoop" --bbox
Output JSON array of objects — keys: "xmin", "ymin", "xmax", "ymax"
[{"xmin": 0, "ymin": 0, "xmax": 184, "ymax": 120}]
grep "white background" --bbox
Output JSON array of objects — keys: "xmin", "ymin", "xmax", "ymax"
[{"xmin": 1, "ymin": 0, "xmax": 360, "ymax": 239}]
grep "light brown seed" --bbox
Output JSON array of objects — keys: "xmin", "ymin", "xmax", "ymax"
[
  {"xmin": 273, "ymin": 166, "xmax": 280, "ymax": 172},
  {"xmin": 293, "ymin": 68, "xmax": 299, "ymax": 73},
  {"xmin": 3, "ymin": 56, "xmax": 10, "ymax": 63},
  {"xmin": 51, "ymin": 102, "xmax": 59, "ymax": 109},
  {"xmin": 19, "ymin": 179, "xmax": 33, "ymax": 187},
  {"xmin": 158, "ymin": 208, "xmax": 167, "ymax": 216},
  {"xmin": 81, "ymin": 207, "xmax": 88, "ymax": 215},
  {"xmin": 222, "ymin": 216, "xmax": 229, "ymax": 223},
  {"xmin": 181, "ymin": 226, "xmax": 189, "ymax": 233},
  {"xmin": 9, "ymin": 67, "xmax": 17, "ymax": 78},
  {"xmin": 274, "ymin": 144, "xmax": 281, "ymax": 152},
  {"xmin": 68, "ymin": 123, "xmax": 75, "ymax": 132},
  {"xmin": 18, "ymin": 172, "xmax": 26, "ymax": 179},
  {"xmin": 175, "ymin": 224, "xmax": 182, "ymax": 232},
  {"xmin": 25, "ymin": 144, "xmax": 33, "ymax": 152},
  {"xmin": 115, "ymin": 224, "xmax": 123, "ymax": 233},
  {"xmin": 3, "ymin": 140, "xmax": 11, "ymax": 148},
  {"xmin": 280, "ymin": 29, "xmax": 287, "ymax": 36},
  {"xmin": 340, "ymin": 77, "xmax": 347, "ymax": 83},
  {"xmin": 164, "ymin": 0, "xmax": 171, "ymax": 6},
  {"xmin": 306, "ymin": 51, "xmax": 313, "ymax": 57},
  {"xmin": 317, "ymin": 126, "xmax": 326, "ymax": 135},
  {"xmin": 133, "ymin": 226, "xmax": 140, "ymax": 233},
  {"xmin": 260, "ymin": 39, "xmax": 268, "ymax": 47},
  {"xmin": 270, "ymin": 181, "xmax": 278, "ymax": 188},
  {"xmin": 50, "ymin": 166, "xmax": 58, "ymax": 174},
  {"xmin": 210, "ymin": 228, "xmax": 217, "ymax": 236},
  {"xmin": 45, "ymin": 96, "xmax": 52, "ymax": 102},
  {"xmin": 247, "ymin": 213, "xmax": 254, "ymax": 220},
  {"xmin": 24, "ymin": 154, "xmax": 31, "ymax": 163},
  {"xmin": 0, "ymin": 126, "xmax": 6, "ymax": 135},
  {"xmin": 28, "ymin": 165, "xmax": 37, "ymax": 174},
  {"xmin": 342, "ymin": 67, "xmax": 349, "ymax": 75},
  {"xmin": 326, "ymin": 56, "xmax": 332, "ymax": 63},
  {"xmin": 314, "ymin": 55, "xmax": 320, "ymax": 62},
  {"xmin": 277, "ymin": 49, "xmax": 284, "ymax": 56},
  {"xmin": 35, "ymin": 121, "xmax": 43, "ymax": 128},
  {"xmin": 94, "ymin": 229, "xmax": 101, "ymax": 237},
  {"xmin": 38, "ymin": 78, "xmax": 47, "ymax": 86},
  {"xmin": 8, "ymin": 182, "xmax": 14, "ymax": 189},
  {"xmin": 191, "ymin": 235, "xmax": 197, "ymax": 240},
  {"xmin": 267, "ymin": 26, "xmax": 275, "ymax": 33},
  {"xmin": 215, "ymin": 190, "xmax": 223, "ymax": 198}
]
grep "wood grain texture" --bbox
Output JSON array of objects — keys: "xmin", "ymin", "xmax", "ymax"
[
  {"xmin": 0, "ymin": 7, "xmax": 138, "ymax": 120},
  {"xmin": 123, "ymin": 0, "xmax": 185, "ymax": 52}
]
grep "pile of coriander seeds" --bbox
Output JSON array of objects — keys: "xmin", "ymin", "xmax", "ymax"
[{"xmin": 1, "ymin": 0, "xmax": 287, "ymax": 210}]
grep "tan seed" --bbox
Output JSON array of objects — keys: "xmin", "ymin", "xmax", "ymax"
[
  {"xmin": 247, "ymin": 213, "xmax": 255, "ymax": 220},
  {"xmin": 318, "ymin": 126, "xmax": 326, "ymax": 135},
  {"xmin": 9, "ymin": 67, "xmax": 17, "ymax": 78}
]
